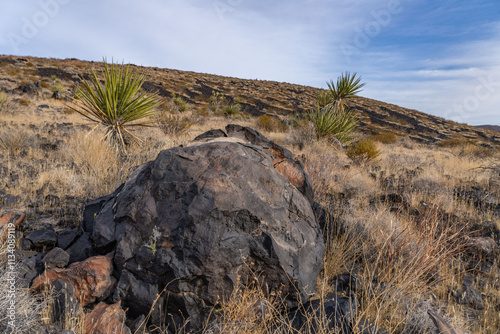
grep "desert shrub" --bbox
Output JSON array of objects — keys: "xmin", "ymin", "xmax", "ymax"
[
  {"xmin": 210, "ymin": 91, "xmax": 225, "ymax": 113},
  {"xmin": 0, "ymin": 128, "xmax": 31, "ymax": 155},
  {"xmin": 70, "ymin": 60, "xmax": 160, "ymax": 151},
  {"xmin": 347, "ymin": 138, "xmax": 381, "ymax": 163},
  {"xmin": 256, "ymin": 114, "xmax": 288, "ymax": 132},
  {"xmin": 371, "ymin": 131, "xmax": 398, "ymax": 144},
  {"xmin": 156, "ymin": 111, "xmax": 193, "ymax": 136},
  {"xmin": 437, "ymin": 135, "xmax": 473, "ymax": 148},
  {"xmin": 308, "ymin": 104, "xmax": 357, "ymax": 144},
  {"xmin": 0, "ymin": 91, "xmax": 14, "ymax": 112},
  {"xmin": 172, "ymin": 94, "xmax": 191, "ymax": 112},
  {"xmin": 222, "ymin": 103, "xmax": 240, "ymax": 117},
  {"xmin": 316, "ymin": 90, "xmax": 332, "ymax": 108},
  {"xmin": 457, "ymin": 143, "xmax": 493, "ymax": 159},
  {"xmin": 19, "ymin": 98, "xmax": 31, "ymax": 106}
]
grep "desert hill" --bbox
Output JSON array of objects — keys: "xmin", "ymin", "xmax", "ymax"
[
  {"xmin": 1, "ymin": 54, "xmax": 498, "ymax": 147},
  {"xmin": 477, "ymin": 124, "xmax": 500, "ymax": 133}
]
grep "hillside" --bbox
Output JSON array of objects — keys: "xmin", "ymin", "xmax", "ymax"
[
  {"xmin": 477, "ymin": 125, "xmax": 500, "ymax": 133},
  {"xmin": 1, "ymin": 54, "xmax": 498, "ymax": 147},
  {"xmin": 0, "ymin": 54, "xmax": 499, "ymax": 334}
]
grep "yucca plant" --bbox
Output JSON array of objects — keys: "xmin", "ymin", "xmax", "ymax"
[
  {"xmin": 326, "ymin": 71, "xmax": 365, "ymax": 111},
  {"xmin": 70, "ymin": 60, "xmax": 160, "ymax": 151},
  {"xmin": 308, "ymin": 104, "xmax": 358, "ymax": 144}
]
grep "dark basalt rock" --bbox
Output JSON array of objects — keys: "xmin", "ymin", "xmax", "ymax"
[{"xmin": 88, "ymin": 126, "xmax": 325, "ymax": 331}]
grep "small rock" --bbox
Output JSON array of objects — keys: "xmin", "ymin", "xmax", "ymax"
[
  {"xmin": 26, "ymin": 228, "xmax": 57, "ymax": 250},
  {"xmin": 31, "ymin": 253, "xmax": 115, "ymax": 306},
  {"xmin": 84, "ymin": 301, "xmax": 131, "ymax": 334},
  {"xmin": 42, "ymin": 247, "xmax": 70, "ymax": 269},
  {"xmin": 44, "ymin": 194, "xmax": 61, "ymax": 207},
  {"xmin": 66, "ymin": 232, "xmax": 95, "ymax": 264},
  {"xmin": 0, "ymin": 211, "xmax": 25, "ymax": 242},
  {"xmin": 17, "ymin": 256, "xmax": 39, "ymax": 288},
  {"xmin": 56, "ymin": 227, "xmax": 80, "ymax": 250},
  {"xmin": 2, "ymin": 194, "xmax": 21, "ymax": 206},
  {"xmin": 456, "ymin": 275, "xmax": 484, "ymax": 310},
  {"xmin": 51, "ymin": 279, "xmax": 81, "ymax": 327}
]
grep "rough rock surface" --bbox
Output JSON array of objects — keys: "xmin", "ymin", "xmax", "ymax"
[
  {"xmin": 84, "ymin": 301, "xmax": 131, "ymax": 334},
  {"xmin": 31, "ymin": 253, "xmax": 115, "ymax": 306},
  {"xmin": 88, "ymin": 125, "xmax": 324, "ymax": 330},
  {"xmin": 0, "ymin": 211, "xmax": 24, "ymax": 242}
]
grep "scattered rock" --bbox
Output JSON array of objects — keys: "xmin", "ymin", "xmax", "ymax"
[
  {"xmin": 51, "ymin": 279, "xmax": 81, "ymax": 327},
  {"xmin": 289, "ymin": 292, "xmax": 363, "ymax": 334},
  {"xmin": 0, "ymin": 211, "xmax": 24, "ymax": 242},
  {"xmin": 56, "ymin": 227, "xmax": 81, "ymax": 250},
  {"xmin": 66, "ymin": 232, "xmax": 95, "ymax": 264},
  {"xmin": 455, "ymin": 275, "xmax": 484, "ymax": 310},
  {"xmin": 332, "ymin": 273, "xmax": 364, "ymax": 294},
  {"xmin": 44, "ymin": 194, "xmax": 61, "ymax": 207},
  {"xmin": 2, "ymin": 194, "xmax": 21, "ymax": 206},
  {"xmin": 42, "ymin": 247, "xmax": 70, "ymax": 269},
  {"xmin": 25, "ymin": 228, "xmax": 57, "ymax": 250},
  {"xmin": 31, "ymin": 253, "xmax": 115, "ymax": 306},
  {"xmin": 84, "ymin": 301, "xmax": 131, "ymax": 334},
  {"xmin": 19, "ymin": 82, "xmax": 38, "ymax": 94},
  {"xmin": 17, "ymin": 255, "xmax": 40, "ymax": 288}
]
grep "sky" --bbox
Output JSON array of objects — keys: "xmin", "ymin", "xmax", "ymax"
[{"xmin": 0, "ymin": 0, "xmax": 499, "ymax": 125}]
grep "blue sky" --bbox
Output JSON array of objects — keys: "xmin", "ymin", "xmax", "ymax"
[{"xmin": 0, "ymin": 0, "xmax": 499, "ymax": 125}]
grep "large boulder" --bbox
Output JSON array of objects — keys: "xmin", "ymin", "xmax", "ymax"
[{"xmin": 88, "ymin": 125, "xmax": 324, "ymax": 330}]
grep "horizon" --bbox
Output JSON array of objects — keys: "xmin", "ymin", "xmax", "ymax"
[{"xmin": 0, "ymin": 0, "xmax": 499, "ymax": 125}]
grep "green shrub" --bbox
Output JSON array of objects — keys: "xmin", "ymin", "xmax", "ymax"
[
  {"xmin": 316, "ymin": 90, "xmax": 332, "ymax": 108},
  {"xmin": 210, "ymin": 91, "xmax": 225, "ymax": 113},
  {"xmin": 222, "ymin": 103, "xmax": 240, "ymax": 117},
  {"xmin": 172, "ymin": 94, "xmax": 191, "ymax": 112},
  {"xmin": 326, "ymin": 72, "xmax": 365, "ymax": 111},
  {"xmin": 308, "ymin": 104, "xmax": 357, "ymax": 144},
  {"xmin": 347, "ymin": 138, "xmax": 381, "ymax": 163},
  {"xmin": 0, "ymin": 91, "xmax": 7, "ymax": 107},
  {"xmin": 70, "ymin": 60, "xmax": 160, "ymax": 151}
]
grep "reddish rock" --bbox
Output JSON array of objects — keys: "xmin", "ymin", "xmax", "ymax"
[
  {"xmin": 84, "ymin": 301, "xmax": 131, "ymax": 334},
  {"xmin": 31, "ymin": 253, "xmax": 115, "ymax": 306},
  {"xmin": 0, "ymin": 211, "xmax": 25, "ymax": 242}
]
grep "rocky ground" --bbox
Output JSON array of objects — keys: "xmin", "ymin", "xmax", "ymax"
[{"xmin": 0, "ymin": 55, "xmax": 499, "ymax": 334}]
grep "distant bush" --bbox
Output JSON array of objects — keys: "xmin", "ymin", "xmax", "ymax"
[
  {"xmin": 347, "ymin": 138, "xmax": 381, "ymax": 163},
  {"xmin": 210, "ymin": 91, "xmax": 225, "ymax": 113},
  {"xmin": 371, "ymin": 131, "xmax": 398, "ymax": 144},
  {"xmin": 256, "ymin": 114, "xmax": 288, "ymax": 132},
  {"xmin": 0, "ymin": 128, "xmax": 31, "ymax": 156},
  {"xmin": 0, "ymin": 92, "xmax": 8, "ymax": 111},
  {"xmin": 437, "ymin": 135, "xmax": 473, "ymax": 147},
  {"xmin": 222, "ymin": 103, "xmax": 240, "ymax": 117},
  {"xmin": 156, "ymin": 111, "xmax": 193, "ymax": 136},
  {"xmin": 308, "ymin": 104, "xmax": 357, "ymax": 144},
  {"xmin": 172, "ymin": 94, "xmax": 191, "ymax": 112}
]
